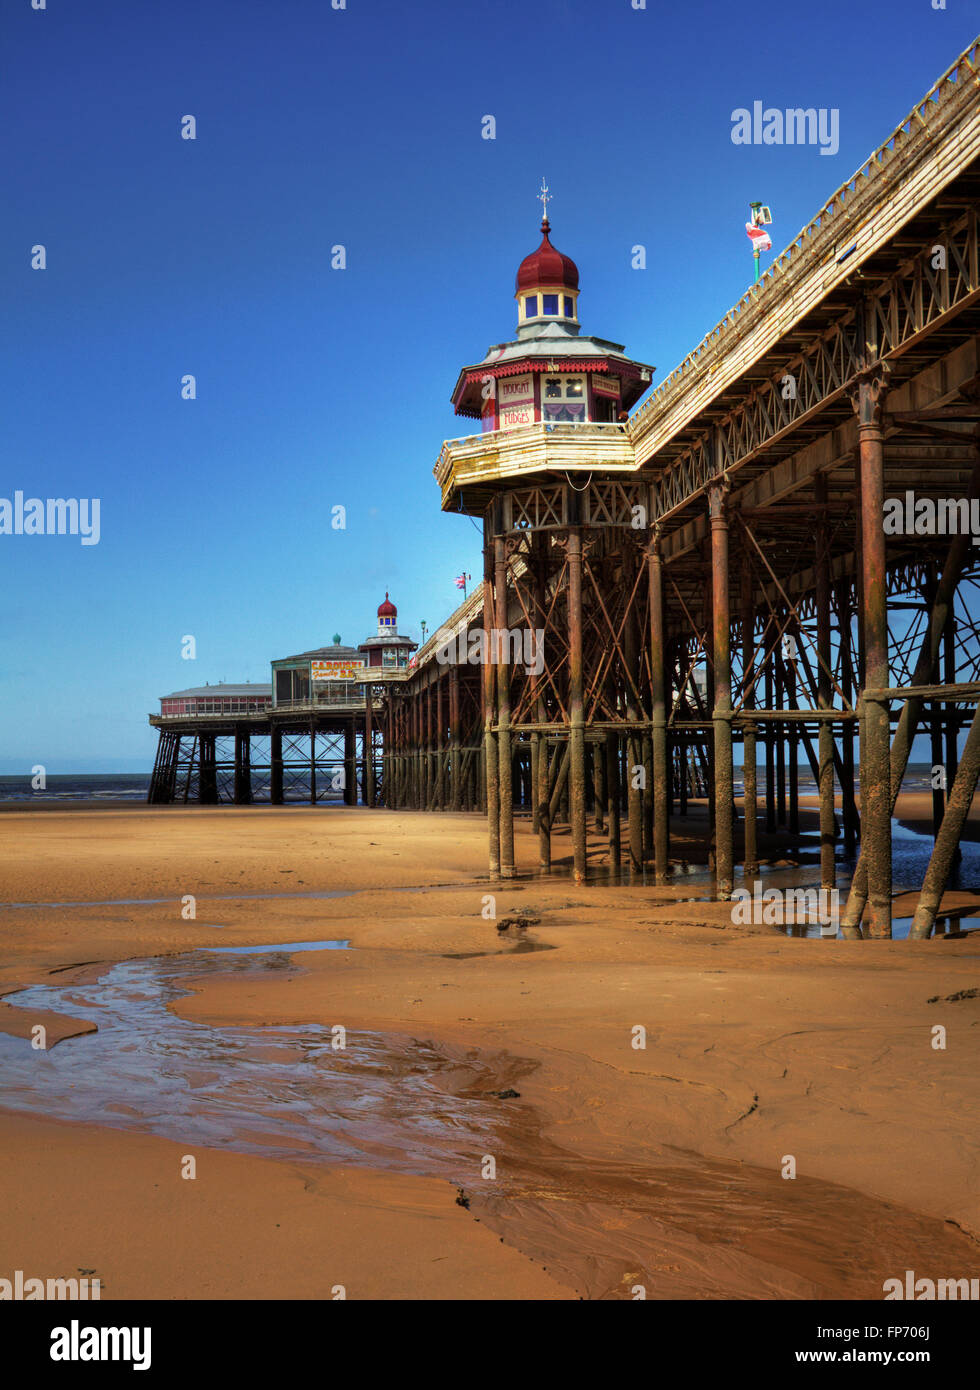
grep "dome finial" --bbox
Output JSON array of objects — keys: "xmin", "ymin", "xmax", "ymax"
[{"xmin": 538, "ymin": 177, "xmax": 551, "ymax": 231}]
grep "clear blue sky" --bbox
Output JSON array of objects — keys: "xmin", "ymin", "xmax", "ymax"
[{"xmin": 1, "ymin": 0, "xmax": 973, "ymax": 771}]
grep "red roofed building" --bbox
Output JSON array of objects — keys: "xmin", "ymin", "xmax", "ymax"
[
  {"xmin": 358, "ymin": 593, "xmax": 417, "ymax": 669},
  {"xmin": 449, "ymin": 202, "xmax": 654, "ymax": 433}
]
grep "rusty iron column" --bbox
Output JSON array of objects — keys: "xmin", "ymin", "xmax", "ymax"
[
  {"xmin": 567, "ymin": 525, "xmax": 587, "ymax": 883},
  {"xmin": 449, "ymin": 665, "xmax": 460, "ymax": 811},
  {"xmin": 624, "ymin": 586, "xmax": 643, "ymax": 875},
  {"xmin": 815, "ymin": 476, "xmax": 835, "ymax": 891},
  {"xmin": 605, "ymin": 732, "xmax": 621, "ymax": 866},
  {"xmin": 270, "ymin": 726, "xmax": 283, "ymax": 805},
  {"xmin": 764, "ymin": 663, "xmax": 775, "ymax": 833},
  {"xmin": 854, "ymin": 368, "xmax": 892, "ymax": 938},
  {"xmin": 910, "ymin": 700, "xmax": 980, "ymax": 938},
  {"xmin": 529, "ymin": 533, "xmax": 543, "ymax": 840},
  {"xmin": 739, "ymin": 553, "xmax": 758, "ymax": 879},
  {"xmin": 538, "ymin": 738, "xmax": 552, "ymax": 870},
  {"xmin": 199, "ymin": 733, "xmax": 217, "ymax": 804},
  {"xmin": 593, "ymin": 739, "xmax": 606, "ymax": 835},
  {"xmin": 786, "ymin": 611, "xmax": 800, "ymax": 836},
  {"xmin": 482, "ymin": 516, "xmax": 500, "ymax": 873},
  {"xmin": 409, "ymin": 692, "xmax": 417, "ymax": 808},
  {"xmin": 309, "ymin": 724, "xmax": 317, "ymax": 805},
  {"xmin": 648, "ymin": 537, "xmax": 669, "ymax": 883},
  {"xmin": 494, "ymin": 529, "xmax": 514, "ymax": 876},
  {"xmin": 943, "ymin": 603, "xmax": 962, "ymax": 868},
  {"xmin": 424, "ymin": 682, "xmax": 433, "ymax": 809},
  {"xmin": 708, "ymin": 482, "xmax": 734, "ymax": 899},
  {"xmin": 435, "ymin": 673, "xmax": 445, "ymax": 810},
  {"xmin": 702, "ymin": 539, "xmax": 716, "ymax": 870},
  {"xmin": 837, "ymin": 579, "xmax": 858, "ymax": 852},
  {"xmin": 841, "ymin": 484, "xmax": 977, "ymax": 933},
  {"xmin": 532, "ymin": 535, "xmax": 551, "ymax": 866},
  {"xmin": 775, "ymin": 630, "xmax": 786, "ymax": 827},
  {"xmin": 364, "ymin": 684, "xmax": 375, "ymax": 808},
  {"xmin": 233, "ymin": 729, "xmax": 250, "ymax": 805},
  {"xmin": 344, "ymin": 718, "xmax": 357, "ymax": 806}
]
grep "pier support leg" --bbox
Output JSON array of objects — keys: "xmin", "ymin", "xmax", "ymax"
[
  {"xmin": 815, "ymin": 476, "xmax": 835, "ymax": 892},
  {"xmin": 709, "ymin": 482, "xmax": 734, "ymax": 899},
  {"xmin": 593, "ymin": 739, "xmax": 605, "ymax": 835},
  {"xmin": 606, "ymin": 732, "xmax": 621, "ymax": 868},
  {"xmin": 739, "ymin": 556, "xmax": 758, "ymax": 879},
  {"xmin": 649, "ymin": 540, "xmax": 669, "ymax": 884},
  {"xmin": 855, "ymin": 370, "xmax": 892, "ymax": 938},
  {"xmin": 234, "ymin": 729, "xmax": 251, "ymax": 805},
  {"xmin": 841, "ymin": 464, "xmax": 978, "ymax": 934},
  {"xmin": 910, "ymin": 701, "xmax": 980, "ymax": 938},
  {"xmin": 837, "ymin": 580, "xmax": 859, "ymax": 852},
  {"xmin": 567, "ymin": 526, "xmax": 587, "ymax": 884},
  {"xmin": 199, "ymin": 734, "xmax": 217, "ymax": 805},
  {"xmin": 494, "ymin": 531, "xmax": 514, "ymax": 877},
  {"xmin": 364, "ymin": 686, "xmax": 375, "ymax": 808},
  {"xmin": 344, "ymin": 719, "xmax": 356, "ymax": 806},
  {"xmin": 450, "ymin": 667, "xmax": 460, "ymax": 812},
  {"xmin": 483, "ymin": 518, "xmax": 500, "ymax": 874}
]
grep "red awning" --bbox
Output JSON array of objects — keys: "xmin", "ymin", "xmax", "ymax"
[{"xmin": 462, "ymin": 359, "xmax": 647, "ymax": 385}]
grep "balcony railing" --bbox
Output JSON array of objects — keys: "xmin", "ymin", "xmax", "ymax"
[{"xmin": 434, "ymin": 421, "xmax": 634, "ymax": 504}]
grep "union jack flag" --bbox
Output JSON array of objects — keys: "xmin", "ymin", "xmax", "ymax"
[
  {"xmin": 745, "ymin": 221, "xmax": 772, "ymax": 252},
  {"xmin": 455, "ymin": 573, "xmax": 470, "ymax": 590}
]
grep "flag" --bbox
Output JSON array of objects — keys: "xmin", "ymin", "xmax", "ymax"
[
  {"xmin": 455, "ymin": 575, "xmax": 466, "ymax": 589},
  {"xmin": 746, "ymin": 221, "xmax": 772, "ymax": 252}
]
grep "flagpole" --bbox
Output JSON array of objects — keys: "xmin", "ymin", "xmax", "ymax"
[{"xmin": 753, "ymin": 247, "xmax": 760, "ymax": 283}]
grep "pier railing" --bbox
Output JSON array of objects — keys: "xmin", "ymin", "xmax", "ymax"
[
  {"xmin": 434, "ymin": 421, "xmax": 632, "ymax": 506},
  {"xmin": 627, "ymin": 35, "xmax": 980, "ymax": 467}
]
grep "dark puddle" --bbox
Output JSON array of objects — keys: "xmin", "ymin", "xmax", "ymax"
[
  {"xmin": 201, "ymin": 939, "xmax": 351, "ymax": 955},
  {"xmin": 2, "ymin": 942, "xmax": 978, "ymax": 1299},
  {"xmin": 0, "ymin": 947, "xmax": 508, "ymax": 1173},
  {"xmin": 441, "ymin": 940, "xmax": 557, "ymax": 959},
  {"xmin": 1, "ymin": 890, "xmax": 356, "ymax": 911}
]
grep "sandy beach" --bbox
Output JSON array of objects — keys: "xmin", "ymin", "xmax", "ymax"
[{"xmin": 1, "ymin": 801, "xmax": 979, "ymax": 1300}]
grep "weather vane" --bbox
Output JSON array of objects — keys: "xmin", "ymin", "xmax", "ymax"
[{"xmin": 539, "ymin": 178, "xmax": 551, "ymax": 222}]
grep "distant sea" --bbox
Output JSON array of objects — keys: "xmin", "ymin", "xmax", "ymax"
[
  {"xmin": 0, "ymin": 763, "xmax": 941, "ymax": 803},
  {"xmin": 0, "ymin": 774, "xmax": 151, "ymax": 803}
]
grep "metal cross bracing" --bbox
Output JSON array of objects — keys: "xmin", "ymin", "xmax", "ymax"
[
  {"xmin": 649, "ymin": 209, "xmax": 980, "ymax": 528},
  {"xmin": 381, "ymin": 662, "xmax": 485, "ymax": 813},
  {"xmin": 146, "ymin": 715, "xmax": 378, "ymax": 806},
  {"xmin": 426, "ymin": 340, "xmax": 980, "ymax": 940},
  {"xmin": 397, "ymin": 45, "xmax": 980, "ymax": 941}
]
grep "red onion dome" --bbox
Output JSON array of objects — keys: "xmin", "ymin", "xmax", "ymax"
[
  {"xmin": 377, "ymin": 592, "xmax": 397, "ymax": 617},
  {"xmin": 516, "ymin": 218, "xmax": 579, "ymax": 293}
]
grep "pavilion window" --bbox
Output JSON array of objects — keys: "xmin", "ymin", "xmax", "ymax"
[
  {"xmin": 542, "ymin": 375, "xmax": 586, "ymax": 422},
  {"xmin": 563, "ymin": 295, "xmax": 573, "ymax": 317},
  {"xmin": 542, "ymin": 293, "xmax": 559, "ymax": 315},
  {"xmin": 524, "ymin": 295, "xmax": 538, "ymax": 318}
]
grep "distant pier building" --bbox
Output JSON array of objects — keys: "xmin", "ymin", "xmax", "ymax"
[{"xmin": 148, "ymin": 596, "xmax": 415, "ymax": 805}]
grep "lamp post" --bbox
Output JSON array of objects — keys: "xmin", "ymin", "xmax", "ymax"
[{"xmin": 748, "ymin": 201, "xmax": 772, "ymax": 283}]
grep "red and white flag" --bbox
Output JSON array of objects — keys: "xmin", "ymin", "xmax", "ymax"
[
  {"xmin": 746, "ymin": 221, "xmax": 772, "ymax": 252},
  {"xmin": 455, "ymin": 573, "xmax": 469, "ymax": 590}
]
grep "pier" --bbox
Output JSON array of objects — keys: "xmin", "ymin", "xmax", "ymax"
[{"xmin": 149, "ymin": 38, "xmax": 980, "ymax": 940}]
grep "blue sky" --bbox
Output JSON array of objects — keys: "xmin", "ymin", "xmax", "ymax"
[{"xmin": 1, "ymin": 0, "xmax": 974, "ymax": 771}]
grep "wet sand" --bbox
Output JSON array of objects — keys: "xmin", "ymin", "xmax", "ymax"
[{"xmin": 1, "ymin": 802, "xmax": 979, "ymax": 1299}]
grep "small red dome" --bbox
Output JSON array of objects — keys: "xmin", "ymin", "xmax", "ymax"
[
  {"xmin": 378, "ymin": 592, "xmax": 397, "ymax": 617},
  {"xmin": 516, "ymin": 219, "xmax": 579, "ymax": 293}
]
